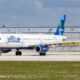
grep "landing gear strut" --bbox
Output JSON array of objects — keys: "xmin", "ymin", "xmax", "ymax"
[{"xmin": 16, "ymin": 49, "xmax": 22, "ymax": 56}]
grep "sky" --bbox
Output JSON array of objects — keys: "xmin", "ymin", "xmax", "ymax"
[{"xmin": 0, "ymin": 0, "xmax": 80, "ymax": 27}]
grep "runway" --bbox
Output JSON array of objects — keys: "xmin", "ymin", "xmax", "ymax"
[
  {"xmin": 0, "ymin": 50, "xmax": 80, "ymax": 61},
  {"xmin": 0, "ymin": 54, "xmax": 80, "ymax": 61}
]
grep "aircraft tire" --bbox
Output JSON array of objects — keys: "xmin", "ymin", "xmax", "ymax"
[
  {"xmin": 18, "ymin": 51, "xmax": 22, "ymax": 56},
  {"xmin": 16, "ymin": 51, "xmax": 22, "ymax": 56},
  {"xmin": 40, "ymin": 52, "xmax": 46, "ymax": 56}
]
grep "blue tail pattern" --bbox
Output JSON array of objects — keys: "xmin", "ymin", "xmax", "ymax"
[{"xmin": 55, "ymin": 15, "xmax": 66, "ymax": 35}]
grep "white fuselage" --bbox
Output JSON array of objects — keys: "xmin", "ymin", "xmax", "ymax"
[{"xmin": 0, "ymin": 34, "xmax": 67, "ymax": 48}]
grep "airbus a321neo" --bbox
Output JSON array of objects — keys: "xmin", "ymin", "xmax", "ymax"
[{"xmin": 0, "ymin": 15, "xmax": 66, "ymax": 56}]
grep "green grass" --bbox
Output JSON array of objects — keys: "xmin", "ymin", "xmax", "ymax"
[{"xmin": 0, "ymin": 61, "xmax": 80, "ymax": 80}]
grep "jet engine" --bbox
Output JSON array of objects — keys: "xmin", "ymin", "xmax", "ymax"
[
  {"xmin": 1, "ymin": 48, "xmax": 12, "ymax": 53},
  {"xmin": 36, "ymin": 45, "xmax": 48, "ymax": 54}
]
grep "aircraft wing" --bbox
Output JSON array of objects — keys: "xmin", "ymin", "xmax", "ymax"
[
  {"xmin": 26, "ymin": 40, "xmax": 80, "ymax": 48},
  {"xmin": 59, "ymin": 41, "xmax": 80, "ymax": 46},
  {"xmin": 46, "ymin": 41, "xmax": 80, "ymax": 47}
]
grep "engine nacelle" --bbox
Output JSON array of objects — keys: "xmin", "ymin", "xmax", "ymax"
[
  {"xmin": 36, "ymin": 45, "xmax": 48, "ymax": 53},
  {"xmin": 1, "ymin": 48, "xmax": 12, "ymax": 53}
]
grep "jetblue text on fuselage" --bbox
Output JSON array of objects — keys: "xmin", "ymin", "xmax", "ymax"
[{"xmin": 8, "ymin": 36, "xmax": 20, "ymax": 43}]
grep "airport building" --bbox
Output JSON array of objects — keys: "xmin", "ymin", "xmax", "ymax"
[{"xmin": 0, "ymin": 26, "xmax": 80, "ymax": 51}]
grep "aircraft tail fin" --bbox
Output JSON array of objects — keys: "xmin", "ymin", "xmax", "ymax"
[{"xmin": 55, "ymin": 15, "xmax": 66, "ymax": 35}]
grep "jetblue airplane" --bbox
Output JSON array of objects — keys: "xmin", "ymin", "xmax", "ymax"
[{"xmin": 0, "ymin": 15, "xmax": 66, "ymax": 56}]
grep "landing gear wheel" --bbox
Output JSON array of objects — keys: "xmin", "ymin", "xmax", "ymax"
[
  {"xmin": 40, "ymin": 52, "xmax": 46, "ymax": 56},
  {"xmin": 16, "ymin": 51, "xmax": 22, "ymax": 56}
]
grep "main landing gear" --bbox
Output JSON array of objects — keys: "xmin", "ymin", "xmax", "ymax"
[
  {"xmin": 15, "ymin": 49, "xmax": 46, "ymax": 56},
  {"xmin": 16, "ymin": 49, "xmax": 22, "ymax": 56},
  {"xmin": 40, "ymin": 52, "xmax": 46, "ymax": 56}
]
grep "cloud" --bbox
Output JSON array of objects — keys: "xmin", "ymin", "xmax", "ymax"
[
  {"xmin": 34, "ymin": 0, "xmax": 43, "ymax": 10},
  {"xmin": 0, "ymin": 0, "xmax": 80, "ymax": 26},
  {"xmin": 41, "ymin": 0, "xmax": 80, "ymax": 8}
]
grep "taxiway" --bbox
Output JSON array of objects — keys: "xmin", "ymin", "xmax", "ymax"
[{"xmin": 0, "ymin": 50, "xmax": 80, "ymax": 61}]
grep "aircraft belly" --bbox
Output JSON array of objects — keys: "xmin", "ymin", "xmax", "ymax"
[{"xmin": 0, "ymin": 42, "xmax": 23, "ymax": 48}]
